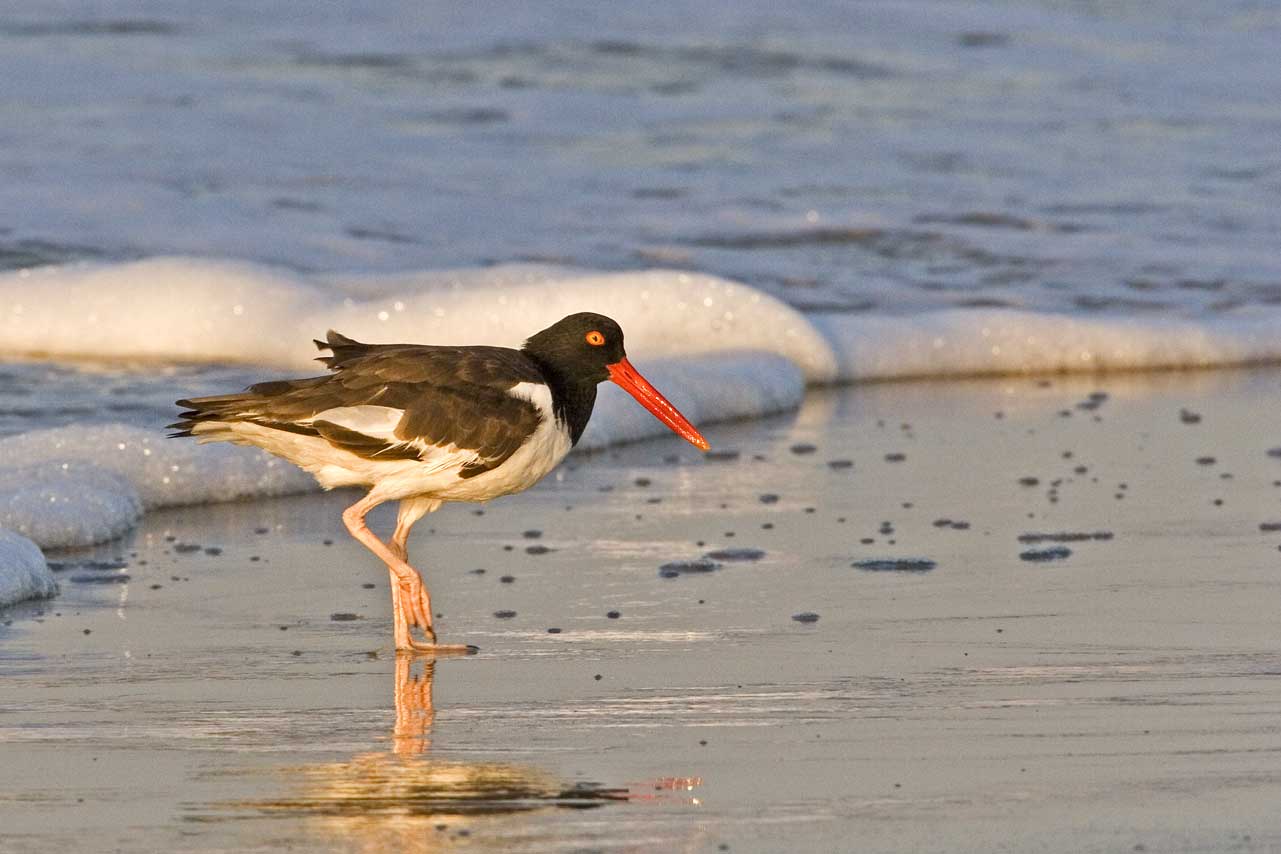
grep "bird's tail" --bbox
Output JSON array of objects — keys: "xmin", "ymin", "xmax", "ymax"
[
  {"xmin": 313, "ymin": 329, "xmax": 375, "ymax": 371},
  {"xmin": 168, "ymin": 380, "xmax": 327, "ymax": 439}
]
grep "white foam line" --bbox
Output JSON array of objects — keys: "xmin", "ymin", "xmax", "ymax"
[{"xmin": 3, "ymin": 256, "xmax": 1281, "ymax": 597}]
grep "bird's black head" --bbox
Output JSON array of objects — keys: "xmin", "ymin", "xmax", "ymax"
[
  {"xmin": 521, "ymin": 312, "xmax": 626, "ymax": 383},
  {"xmin": 522, "ymin": 311, "xmax": 710, "ymax": 451}
]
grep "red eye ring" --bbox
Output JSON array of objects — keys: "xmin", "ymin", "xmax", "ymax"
[{"xmin": 585, "ymin": 330, "xmax": 605, "ymax": 346}]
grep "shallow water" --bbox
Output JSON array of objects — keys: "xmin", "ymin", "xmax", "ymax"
[
  {"xmin": 2, "ymin": 1, "xmax": 1279, "ymax": 317},
  {"xmin": 4, "ymin": 375, "xmax": 1281, "ymax": 852}
]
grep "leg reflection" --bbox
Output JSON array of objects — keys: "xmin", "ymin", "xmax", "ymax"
[{"xmin": 392, "ymin": 653, "xmax": 435, "ymax": 755}]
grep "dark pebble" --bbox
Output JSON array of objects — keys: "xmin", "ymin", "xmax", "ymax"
[
  {"xmin": 705, "ymin": 450, "xmax": 740, "ymax": 461},
  {"xmin": 469, "ymin": 568, "xmax": 487, "ymax": 575},
  {"xmin": 1019, "ymin": 546, "xmax": 1072, "ymax": 562},
  {"xmin": 254, "ymin": 527, "xmax": 269, "ymax": 535},
  {"xmin": 758, "ymin": 493, "xmax": 780, "ymax": 504},
  {"xmin": 173, "ymin": 543, "xmax": 201, "ymax": 554},
  {"xmin": 522, "ymin": 529, "xmax": 542, "ymax": 539},
  {"xmin": 703, "ymin": 548, "xmax": 766, "ymax": 562},
  {"xmin": 203, "ymin": 547, "xmax": 222, "ymax": 556},
  {"xmin": 361, "ymin": 582, "xmax": 376, "ymax": 589},
  {"xmin": 827, "ymin": 459, "xmax": 853, "ymax": 470},
  {"xmin": 658, "ymin": 558, "xmax": 722, "ymax": 578},
  {"xmin": 1258, "ymin": 522, "xmax": 1281, "ymax": 532},
  {"xmin": 1195, "ymin": 456, "xmax": 1216, "ymax": 466},
  {"xmin": 525, "ymin": 545, "xmax": 552, "ymax": 555},
  {"xmin": 1018, "ymin": 531, "xmax": 1114, "ymax": 543},
  {"xmin": 634, "ymin": 478, "xmax": 651, "ymax": 487},
  {"xmin": 330, "ymin": 612, "xmax": 360, "ymax": 621},
  {"xmin": 606, "ymin": 610, "xmax": 621, "ymax": 619},
  {"xmin": 1179, "ymin": 409, "xmax": 1202, "ymax": 424},
  {"xmin": 500, "ymin": 575, "xmax": 515, "ymax": 583},
  {"xmin": 852, "ymin": 559, "xmax": 936, "ymax": 573},
  {"xmin": 884, "ymin": 453, "xmax": 906, "ymax": 462},
  {"xmin": 790, "ymin": 443, "xmax": 817, "ymax": 455},
  {"xmin": 493, "ymin": 610, "xmax": 517, "ymax": 619},
  {"xmin": 49, "ymin": 559, "xmax": 127, "ymax": 573},
  {"xmin": 546, "ymin": 627, "xmax": 562, "ymax": 634},
  {"xmin": 792, "ymin": 612, "xmax": 820, "ymax": 624},
  {"xmin": 1018, "ymin": 476, "xmax": 1039, "ymax": 487}
]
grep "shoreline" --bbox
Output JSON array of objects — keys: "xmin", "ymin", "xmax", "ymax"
[{"xmin": 4, "ymin": 371, "xmax": 1281, "ymax": 851}]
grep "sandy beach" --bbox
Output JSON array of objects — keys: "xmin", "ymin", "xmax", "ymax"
[{"xmin": 3, "ymin": 370, "xmax": 1280, "ymax": 853}]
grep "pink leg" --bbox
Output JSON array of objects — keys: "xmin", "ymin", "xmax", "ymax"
[{"xmin": 342, "ymin": 493, "xmax": 469, "ymax": 654}]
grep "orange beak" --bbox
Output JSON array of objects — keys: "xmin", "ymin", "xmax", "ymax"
[{"xmin": 607, "ymin": 357, "xmax": 710, "ymax": 451}]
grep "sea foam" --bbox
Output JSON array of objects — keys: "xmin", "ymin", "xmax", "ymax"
[
  {"xmin": 6, "ymin": 258, "xmax": 1281, "ymax": 384},
  {"xmin": 0, "ymin": 258, "xmax": 834, "ymax": 378},
  {"xmin": 0, "ymin": 529, "xmax": 56, "ymax": 608},
  {"xmin": 3, "ymin": 256, "xmax": 1281, "ymax": 603},
  {"xmin": 0, "ymin": 424, "xmax": 316, "ymax": 551}
]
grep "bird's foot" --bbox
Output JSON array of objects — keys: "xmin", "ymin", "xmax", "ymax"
[
  {"xmin": 396, "ymin": 639, "xmax": 478, "ymax": 657},
  {"xmin": 395, "ymin": 577, "xmax": 434, "ymax": 637}
]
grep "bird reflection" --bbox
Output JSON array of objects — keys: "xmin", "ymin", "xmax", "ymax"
[
  {"xmin": 391, "ymin": 653, "xmax": 435, "ymax": 755},
  {"xmin": 216, "ymin": 653, "xmax": 661, "ymax": 850}
]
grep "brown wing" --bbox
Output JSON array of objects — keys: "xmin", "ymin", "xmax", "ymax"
[{"xmin": 171, "ymin": 332, "xmax": 547, "ymax": 477}]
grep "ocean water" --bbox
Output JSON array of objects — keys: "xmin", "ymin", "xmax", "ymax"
[{"xmin": 2, "ymin": 1, "xmax": 1280, "ymax": 589}]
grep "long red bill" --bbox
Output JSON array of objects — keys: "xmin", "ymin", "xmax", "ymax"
[{"xmin": 607, "ymin": 357, "xmax": 710, "ymax": 451}]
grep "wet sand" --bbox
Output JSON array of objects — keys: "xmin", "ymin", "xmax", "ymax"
[{"xmin": 3, "ymin": 371, "xmax": 1281, "ymax": 853}]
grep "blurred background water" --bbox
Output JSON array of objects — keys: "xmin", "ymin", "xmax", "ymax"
[{"xmin": 2, "ymin": 0, "xmax": 1278, "ymax": 318}]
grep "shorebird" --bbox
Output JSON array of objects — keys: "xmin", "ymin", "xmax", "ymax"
[{"xmin": 170, "ymin": 313, "xmax": 709, "ymax": 653}]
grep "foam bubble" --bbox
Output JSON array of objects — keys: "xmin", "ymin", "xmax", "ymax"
[
  {"xmin": 0, "ymin": 529, "xmax": 57, "ymax": 608},
  {"xmin": 0, "ymin": 259, "xmax": 836, "ymax": 380},
  {"xmin": 817, "ymin": 309, "xmax": 1281, "ymax": 380},
  {"xmin": 1, "ymin": 257, "xmax": 326, "ymax": 364},
  {"xmin": 0, "ymin": 460, "xmax": 140, "ymax": 551},
  {"xmin": 0, "ymin": 424, "xmax": 315, "ymax": 549}
]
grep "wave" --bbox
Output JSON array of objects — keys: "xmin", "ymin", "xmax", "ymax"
[
  {"xmin": 2, "ymin": 256, "xmax": 1280, "ymax": 604},
  {"xmin": 0, "ymin": 530, "xmax": 56, "ymax": 608}
]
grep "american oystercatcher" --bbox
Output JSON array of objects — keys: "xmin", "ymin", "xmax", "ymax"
[{"xmin": 170, "ymin": 313, "xmax": 709, "ymax": 653}]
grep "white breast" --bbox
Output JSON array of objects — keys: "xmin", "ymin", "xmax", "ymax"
[{"xmin": 428, "ymin": 382, "xmax": 572, "ymax": 502}]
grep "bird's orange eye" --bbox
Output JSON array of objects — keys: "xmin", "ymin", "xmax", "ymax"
[{"xmin": 585, "ymin": 330, "xmax": 605, "ymax": 346}]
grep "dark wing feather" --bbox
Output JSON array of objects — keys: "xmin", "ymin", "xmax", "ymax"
[
  {"xmin": 396, "ymin": 384, "xmax": 543, "ymax": 477},
  {"xmin": 171, "ymin": 332, "xmax": 548, "ymax": 475}
]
